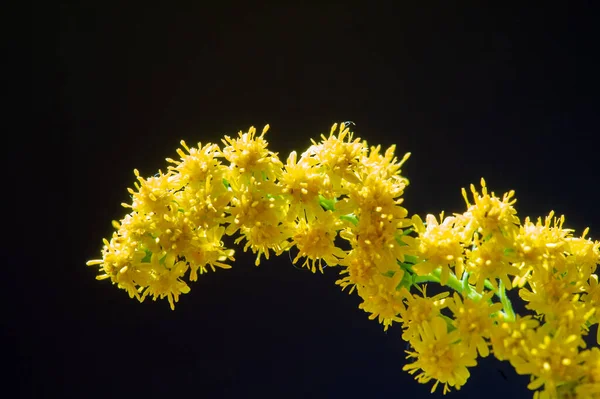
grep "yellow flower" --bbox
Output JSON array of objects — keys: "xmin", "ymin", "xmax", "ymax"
[
  {"xmin": 166, "ymin": 140, "xmax": 225, "ymax": 185},
  {"xmin": 336, "ymin": 248, "xmax": 379, "ymax": 293},
  {"xmin": 581, "ymin": 273, "xmax": 600, "ymax": 344},
  {"xmin": 412, "ymin": 213, "xmax": 466, "ymax": 285},
  {"xmin": 519, "ymin": 262, "xmax": 582, "ymax": 323},
  {"xmin": 358, "ymin": 142, "xmax": 410, "ymax": 182},
  {"xmin": 290, "ymin": 207, "xmax": 347, "ymax": 273},
  {"xmin": 279, "ymin": 149, "xmax": 334, "ymax": 221},
  {"xmin": 306, "ymin": 122, "xmax": 367, "ymax": 188},
  {"xmin": 347, "ymin": 160, "xmax": 409, "ymax": 216},
  {"xmin": 221, "ymin": 124, "xmax": 283, "ymax": 180},
  {"xmin": 461, "ymin": 178, "xmax": 520, "ymax": 239},
  {"xmin": 513, "ymin": 212, "xmax": 572, "ymax": 270},
  {"xmin": 355, "ymin": 271, "xmax": 406, "ymax": 331},
  {"xmin": 565, "ymin": 228, "xmax": 600, "ymax": 278},
  {"xmin": 224, "ymin": 177, "xmax": 285, "ymax": 236},
  {"xmin": 513, "ymin": 324, "xmax": 585, "ymax": 398},
  {"xmin": 399, "ymin": 285, "xmax": 449, "ymax": 342},
  {"xmin": 575, "ymin": 347, "xmax": 600, "ymax": 398},
  {"xmin": 235, "ymin": 222, "xmax": 291, "ymax": 266},
  {"xmin": 447, "ymin": 291, "xmax": 502, "ymax": 357},
  {"xmin": 127, "ymin": 169, "xmax": 181, "ymax": 216},
  {"xmin": 86, "ymin": 232, "xmax": 147, "ymax": 300},
  {"xmin": 339, "ymin": 211, "xmax": 411, "ymax": 277},
  {"xmin": 403, "ymin": 316, "xmax": 477, "ymax": 394},
  {"xmin": 489, "ymin": 315, "xmax": 540, "ymax": 362},
  {"xmin": 139, "ymin": 254, "xmax": 191, "ymax": 311},
  {"xmin": 465, "ymin": 234, "xmax": 520, "ymax": 293},
  {"xmin": 181, "ymin": 225, "xmax": 235, "ymax": 281}
]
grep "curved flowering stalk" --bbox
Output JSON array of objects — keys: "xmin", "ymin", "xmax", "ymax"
[
  {"xmin": 399, "ymin": 180, "xmax": 600, "ymax": 397},
  {"xmin": 87, "ymin": 123, "xmax": 599, "ymax": 398}
]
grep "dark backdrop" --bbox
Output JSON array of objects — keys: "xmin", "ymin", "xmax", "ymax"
[{"xmin": 22, "ymin": 3, "xmax": 599, "ymax": 398}]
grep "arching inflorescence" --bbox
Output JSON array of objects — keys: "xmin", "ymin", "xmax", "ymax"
[{"xmin": 87, "ymin": 123, "xmax": 600, "ymax": 398}]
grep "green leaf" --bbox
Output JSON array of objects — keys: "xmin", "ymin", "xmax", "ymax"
[
  {"xmin": 141, "ymin": 249, "xmax": 152, "ymax": 263},
  {"xmin": 396, "ymin": 271, "xmax": 415, "ymax": 290},
  {"xmin": 159, "ymin": 254, "xmax": 168, "ymax": 266},
  {"xmin": 399, "ymin": 262, "xmax": 414, "ymax": 273},
  {"xmin": 503, "ymin": 248, "xmax": 515, "ymax": 256},
  {"xmin": 340, "ymin": 213, "xmax": 358, "ymax": 225},
  {"xmin": 319, "ymin": 195, "xmax": 336, "ymax": 211},
  {"xmin": 440, "ymin": 314, "xmax": 457, "ymax": 332},
  {"xmin": 395, "ymin": 236, "xmax": 408, "ymax": 246},
  {"xmin": 403, "ymin": 255, "xmax": 419, "ymax": 264}
]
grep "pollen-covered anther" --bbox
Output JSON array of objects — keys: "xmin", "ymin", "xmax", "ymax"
[
  {"xmin": 119, "ymin": 266, "xmax": 128, "ymax": 274},
  {"xmin": 543, "ymin": 362, "xmax": 551, "ymax": 371},
  {"xmin": 86, "ymin": 260, "xmax": 103, "ymax": 266}
]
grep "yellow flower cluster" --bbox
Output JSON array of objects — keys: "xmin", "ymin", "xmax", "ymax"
[
  {"xmin": 403, "ymin": 182, "xmax": 600, "ymax": 397},
  {"xmin": 87, "ymin": 123, "xmax": 599, "ymax": 398}
]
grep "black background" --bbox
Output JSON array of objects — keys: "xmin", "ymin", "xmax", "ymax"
[{"xmin": 22, "ymin": 3, "xmax": 599, "ymax": 398}]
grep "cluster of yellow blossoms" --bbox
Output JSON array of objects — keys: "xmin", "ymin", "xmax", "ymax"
[{"xmin": 87, "ymin": 123, "xmax": 599, "ymax": 398}]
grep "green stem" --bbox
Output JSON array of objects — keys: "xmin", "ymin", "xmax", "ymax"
[
  {"xmin": 498, "ymin": 279, "xmax": 516, "ymax": 322},
  {"xmin": 412, "ymin": 267, "xmax": 516, "ymax": 320},
  {"xmin": 413, "ymin": 268, "xmax": 482, "ymax": 301}
]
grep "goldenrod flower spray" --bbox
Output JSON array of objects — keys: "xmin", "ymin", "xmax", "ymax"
[{"xmin": 87, "ymin": 123, "xmax": 600, "ymax": 398}]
